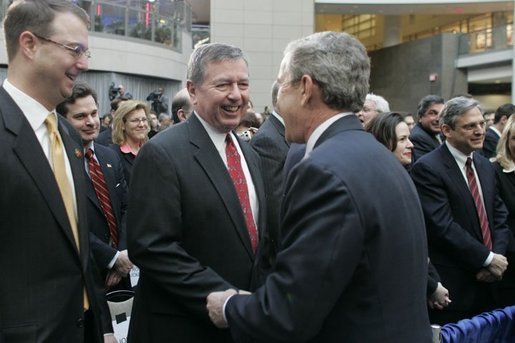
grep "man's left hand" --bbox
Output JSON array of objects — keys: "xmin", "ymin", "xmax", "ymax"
[{"xmin": 206, "ymin": 289, "xmax": 238, "ymax": 328}]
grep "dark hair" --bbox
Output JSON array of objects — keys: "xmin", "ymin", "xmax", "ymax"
[
  {"xmin": 366, "ymin": 112, "xmax": 406, "ymax": 152},
  {"xmin": 494, "ymin": 103, "xmax": 515, "ymax": 124},
  {"xmin": 4, "ymin": 0, "xmax": 89, "ymax": 61},
  {"xmin": 416, "ymin": 95, "xmax": 444, "ymax": 118},
  {"xmin": 239, "ymin": 111, "xmax": 261, "ymax": 129},
  {"xmin": 56, "ymin": 81, "xmax": 97, "ymax": 117},
  {"xmin": 111, "ymin": 96, "xmax": 128, "ymax": 112}
]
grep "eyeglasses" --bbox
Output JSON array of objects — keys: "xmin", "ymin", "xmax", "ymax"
[
  {"xmin": 128, "ymin": 117, "xmax": 148, "ymax": 125},
  {"xmin": 456, "ymin": 120, "xmax": 486, "ymax": 131},
  {"xmin": 32, "ymin": 32, "xmax": 91, "ymax": 59}
]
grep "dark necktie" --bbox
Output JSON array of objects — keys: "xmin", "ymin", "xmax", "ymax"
[
  {"xmin": 86, "ymin": 149, "xmax": 119, "ymax": 248},
  {"xmin": 465, "ymin": 157, "xmax": 492, "ymax": 250},
  {"xmin": 225, "ymin": 134, "xmax": 258, "ymax": 253}
]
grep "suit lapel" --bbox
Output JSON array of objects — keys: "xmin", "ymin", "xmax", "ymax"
[
  {"xmin": 187, "ymin": 115, "xmax": 255, "ymax": 257},
  {"xmin": 1, "ymin": 87, "xmax": 82, "ymax": 260},
  {"xmin": 440, "ymin": 145, "xmax": 484, "ymax": 241}
]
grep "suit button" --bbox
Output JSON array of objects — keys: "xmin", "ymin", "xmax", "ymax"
[{"xmin": 77, "ymin": 317, "xmax": 85, "ymax": 328}]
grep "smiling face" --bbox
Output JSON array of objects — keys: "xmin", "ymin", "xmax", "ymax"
[
  {"xmin": 393, "ymin": 122, "xmax": 414, "ymax": 166},
  {"xmin": 123, "ymin": 109, "xmax": 150, "ymax": 144},
  {"xmin": 187, "ymin": 58, "xmax": 249, "ymax": 133},
  {"xmin": 64, "ymin": 95, "xmax": 99, "ymax": 145},
  {"xmin": 30, "ymin": 12, "xmax": 89, "ymax": 109},
  {"xmin": 419, "ymin": 103, "xmax": 443, "ymax": 134}
]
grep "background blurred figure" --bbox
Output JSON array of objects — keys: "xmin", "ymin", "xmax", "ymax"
[
  {"xmin": 403, "ymin": 112, "xmax": 416, "ymax": 131},
  {"xmin": 492, "ymin": 115, "xmax": 515, "ymax": 307},
  {"xmin": 127, "ymin": 42, "xmax": 266, "ymax": 343},
  {"xmin": 484, "ymin": 111, "xmax": 495, "ymax": 129},
  {"xmin": 410, "ymin": 94, "xmax": 445, "ymax": 162},
  {"xmin": 147, "ymin": 111, "xmax": 159, "ymax": 138},
  {"xmin": 235, "ymin": 111, "xmax": 261, "ymax": 141},
  {"xmin": 207, "ymin": 31, "xmax": 431, "ymax": 343},
  {"xmin": 96, "ymin": 96, "xmax": 129, "ymax": 146},
  {"xmin": 146, "ymin": 87, "xmax": 168, "ymax": 114},
  {"xmin": 249, "ymin": 81, "xmax": 290, "ymax": 277},
  {"xmin": 100, "ymin": 113, "xmax": 112, "ymax": 132},
  {"xmin": 110, "ymin": 100, "xmax": 150, "ymax": 185},
  {"xmin": 356, "ymin": 93, "xmax": 390, "ymax": 127},
  {"xmin": 171, "ymin": 88, "xmax": 193, "ymax": 124},
  {"xmin": 117, "ymin": 84, "xmax": 133, "ymax": 99},
  {"xmin": 481, "ymin": 103, "xmax": 515, "ymax": 159},
  {"xmin": 57, "ymin": 81, "xmax": 132, "ymax": 292},
  {"xmin": 157, "ymin": 113, "xmax": 172, "ymax": 131}
]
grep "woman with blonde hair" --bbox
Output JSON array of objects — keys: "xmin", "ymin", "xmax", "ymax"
[
  {"xmin": 492, "ymin": 114, "xmax": 515, "ymax": 307},
  {"xmin": 110, "ymin": 100, "xmax": 150, "ymax": 184}
]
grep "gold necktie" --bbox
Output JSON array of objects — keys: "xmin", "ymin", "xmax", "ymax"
[{"xmin": 45, "ymin": 113, "xmax": 89, "ymax": 310}]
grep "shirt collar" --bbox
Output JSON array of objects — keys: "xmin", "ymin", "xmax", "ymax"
[
  {"xmin": 304, "ymin": 112, "xmax": 353, "ymax": 158},
  {"xmin": 271, "ymin": 111, "xmax": 285, "ymax": 126},
  {"xmin": 489, "ymin": 126, "xmax": 502, "ymax": 137},
  {"xmin": 446, "ymin": 140, "xmax": 473, "ymax": 170},
  {"xmin": 194, "ymin": 111, "xmax": 231, "ymax": 156},
  {"xmin": 3, "ymin": 78, "xmax": 56, "ymax": 132}
]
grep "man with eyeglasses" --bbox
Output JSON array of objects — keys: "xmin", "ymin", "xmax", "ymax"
[
  {"xmin": 0, "ymin": 1, "xmax": 114, "ymax": 342},
  {"xmin": 411, "ymin": 96, "xmax": 511, "ymax": 325}
]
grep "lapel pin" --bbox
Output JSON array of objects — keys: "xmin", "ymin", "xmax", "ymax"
[
  {"xmin": 74, "ymin": 148, "xmax": 83, "ymax": 158},
  {"xmin": 107, "ymin": 163, "xmax": 112, "ymax": 168}
]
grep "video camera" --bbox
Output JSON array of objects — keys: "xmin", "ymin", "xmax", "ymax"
[
  {"xmin": 108, "ymin": 82, "xmax": 121, "ymax": 101},
  {"xmin": 146, "ymin": 89, "xmax": 163, "ymax": 102}
]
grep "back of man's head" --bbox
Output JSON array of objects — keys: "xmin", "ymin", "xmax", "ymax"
[
  {"xmin": 494, "ymin": 103, "xmax": 515, "ymax": 124},
  {"xmin": 171, "ymin": 88, "xmax": 193, "ymax": 123}
]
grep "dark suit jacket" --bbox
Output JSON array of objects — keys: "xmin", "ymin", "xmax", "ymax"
[
  {"xmin": 226, "ymin": 115, "xmax": 431, "ymax": 343},
  {"xmin": 127, "ymin": 114, "xmax": 267, "ymax": 343},
  {"xmin": 411, "ymin": 123, "xmax": 440, "ymax": 162},
  {"xmin": 411, "ymin": 145, "xmax": 511, "ymax": 319},
  {"xmin": 250, "ymin": 114, "xmax": 289, "ymax": 276},
  {"xmin": 0, "ymin": 87, "xmax": 110, "ymax": 342},
  {"xmin": 481, "ymin": 127, "xmax": 500, "ymax": 159},
  {"xmin": 85, "ymin": 143, "xmax": 128, "ymax": 272},
  {"xmin": 109, "ymin": 144, "xmax": 135, "ymax": 186},
  {"xmin": 95, "ymin": 126, "xmax": 112, "ymax": 146}
]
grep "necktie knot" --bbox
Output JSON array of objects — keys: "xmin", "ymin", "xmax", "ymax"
[
  {"xmin": 44, "ymin": 113, "xmax": 58, "ymax": 133},
  {"xmin": 466, "ymin": 157, "xmax": 473, "ymax": 168},
  {"xmin": 85, "ymin": 148, "xmax": 94, "ymax": 160}
]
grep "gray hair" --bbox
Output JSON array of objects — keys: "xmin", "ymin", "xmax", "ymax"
[
  {"xmin": 366, "ymin": 93, "xmax": 390, "ymax": 113},
  {"xmin": 187, "ymin": 43, "xmax": 248, "ymax": 86},
  {"xmin": 271, "ymin": 81, "xmax": 280, "ymax": 109},
  {"xmin": 439, "ymin": 96, "xmax": 480, "ymax": 128},
  {"xmin": 282, "ymin": 31, "xmax": 370, "ymax": 112}
]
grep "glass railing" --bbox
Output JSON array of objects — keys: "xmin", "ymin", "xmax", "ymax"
[
  {"xmin": 77, "ymin": 0, "xmax": 190, "ymax": 51},
  {"xmin": 458, "ymin": 24, "xmax": 513, "ymax": 55}
]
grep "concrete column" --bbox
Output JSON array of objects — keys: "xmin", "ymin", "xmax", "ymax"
[{"xmin": 383, "ymin": 15, "xmax": 401, "ymax": 48}]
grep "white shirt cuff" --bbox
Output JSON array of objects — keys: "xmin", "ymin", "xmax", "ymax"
[
  {"xmin": 107, "ymin": 251, "xmax": 120, "ymax": 269},
  {"xmin": 222, "ymin": 293, "xmax": 237, "ymax": 325},
  {"xmin": 483, "ymin": 252, "xmax": 494, "ymax": 267}
]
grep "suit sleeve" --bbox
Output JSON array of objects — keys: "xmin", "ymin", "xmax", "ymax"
[
  {"xmin": 113, "ymin": 153, "xmax": 129, "ymax": 250},
  {"xmin": 411, "ymin": 160, "xmax": 490, "ymax": 269},
  {"xmin": 127, "ymin": 142, "xmax": 233, "ymax": 319},
  {"xmin": 226, "ymin": 159, "xmax": 364, "ymax": 342}
]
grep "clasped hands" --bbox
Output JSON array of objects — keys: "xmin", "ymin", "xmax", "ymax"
[
  {"xmin": 206, "ymin": 289, "xmax": 251, "ymax": 328},
  {"xmin": 476, "ymin": 253, "xmax": 508, "ymax": 283}
]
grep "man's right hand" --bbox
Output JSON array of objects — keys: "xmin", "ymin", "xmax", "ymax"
[
  {"xmin": 487, "ymin": 253, "xmax": 508, "ymax": 279},
  {"xmin": 114, "ymin": 250, "xmax": 133, "ymax": 276}
]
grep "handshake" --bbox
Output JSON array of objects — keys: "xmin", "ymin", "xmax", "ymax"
[{"xmin": 206, "ymin": 289, "xmax": 251, "ymax": 328}]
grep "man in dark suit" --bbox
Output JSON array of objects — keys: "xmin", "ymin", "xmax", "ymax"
[
  {"xmin": 206, "ymin": 31, "xmax": 431, "ymax": 343},
  {"xmin": 0, "ymin": 1, "xmax": 112, "ymax": 342},
  {"xmin": 411, "ymin": 94, "xmax": 445, "ymax": 162},
  {"xmin": 58, "ymin": 82, "xmax": 133, "ymax": 291},
  {"xmin": 250, "ymin": 81, "xmax": 289, "ymax": 276},
  {"xmin": 411, "ymin": 96, "xmax": 511, "ymax": 325},
  {"xmin": 481, "ymin": 103, "xmax": 515, "ymax": 158},
  {"xmin": 126, "ymin": 43, "xmax": 267, "ymax": 343}
]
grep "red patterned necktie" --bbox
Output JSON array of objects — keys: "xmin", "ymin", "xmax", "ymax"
[
  {"xmin": 225, "ymin": 134, "xmax": 258, "ymax": 253},
  {"xmin": 465, "ymin": 157, "xmax": 492, "ymax": 250},
  {"xmin": 86, "ymin": 149, "xmax": 119, "ymax": 248}
]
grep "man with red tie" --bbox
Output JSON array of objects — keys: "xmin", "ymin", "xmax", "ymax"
[
  {"xmin": 411, "ymin": 96, "xmax": 511, "ymax": 324},
  {"xmin": 58, "ymin": 81, "xmax": 133, "ymax": 291},
  {"xmin": 126, "ymin": 43, "xmax": 267, "ymax": 343}
]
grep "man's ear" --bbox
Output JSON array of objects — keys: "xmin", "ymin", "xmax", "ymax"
[
  {"xmin": 19, "ymin": 31, "xmax": 38, "ymax": 60},
  {"xmin": 299, "ymin": 75, "xmax": 314, "ymax": 107},
  {"xmin": 441, "ymin": 124, "xmax": 451, "ymax": 138},
  {"xmin": 186, "ymin": 81, "xmax": 197, "ymax": 106}
]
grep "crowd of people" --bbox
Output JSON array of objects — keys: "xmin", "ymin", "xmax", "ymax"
[{"xmin": 2, "ymin": 1, "xmax": 515, "ymax": 343}]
